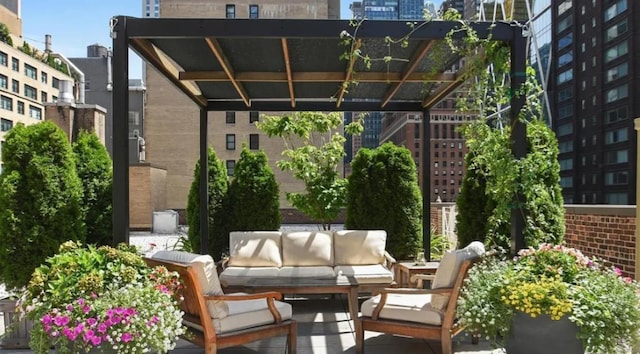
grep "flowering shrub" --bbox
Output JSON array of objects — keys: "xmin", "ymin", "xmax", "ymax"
[
  {"xmin": 458, "ymin": 244, "xmax": 640, "ymax": 353},
  {"xmin": 18, "ymin": 241, "xmax": 185, "ymax": 354}
]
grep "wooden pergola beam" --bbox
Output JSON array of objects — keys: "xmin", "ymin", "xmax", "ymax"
[
  {"xmin": 205, "ymin": 37, "xmax": 251, "ymax": 107},
  {"xmin": 281, "ymin": 38, "xmax": 296, "ymax": 108},
  {"xmin": 179, "ymin": 71, "xmax": 456, "ymax": 83},
  {"xmin": 381, "ymin": 40, "xmax": 435, "ymax": 108}
]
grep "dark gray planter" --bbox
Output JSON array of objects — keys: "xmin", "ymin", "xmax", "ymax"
[{"xmin": 505, "ymin": 311, "xmax": 584, "ymax": 354}]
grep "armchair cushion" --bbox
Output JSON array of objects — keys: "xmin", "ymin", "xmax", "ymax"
[
  {"xmin": 218, "ymin": 266, "xmax": 280, "ymax": 287},
  {"xmin": 282, "ymin": 231, "xmax": 334, "ymax": 266},
  {"xmin": 229, "ymin": 231, "xmax": 283, "ymax": 267},
  {"xmin": 430, "ymin": 241, "xmax": 485, "ymax": 310},
  {"xmin": 334, "ymin": 230, "xmax": 386, "ymax": 265},
  {"xmin": 278, "ymin": 266, "xmax": 336, "ymax": 278},
  {"xmin": 150, "ymin": 250, "xmax": 228, "ymax": 319},
  {"xmin": 361, "ymin": 293, "xmax": 442, "ymax": 325}
]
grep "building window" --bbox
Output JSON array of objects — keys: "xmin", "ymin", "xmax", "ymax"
[
  {"xmin": 249, "ymin": 4, "xmax": 259, "ymax": 18},
  {"xmin": 24, "ymin": 84, "xmax": 36, "ymax": 100},
  {"xmin": 605, "ymin": 84, "xmax": 628, "ymax": 103},
  {"xmin": 605, "ymin": 0, "xmax": 627, "ymax": 22},
  {"xmin": 24, "ymin": 64, "xmax": 37, "ymax": 80},
  {"xmin": 559, "ymin": 158, "xmax": 573, "ymax": 171},
  {"xmin": 559, "ymin": 141, "xmax": 573, "ymax": 153},
  {"xmin": 41, "ymin": 71, "xmax": 48, "ymax": 84},
  {"xmin": 558, "ymin": 0, "xmax": 572, "ymax": 15},
  {"xmin": 226, "ymin": 134, "xmax": 236, "ymax": 150},
  {"xmin": 605, "ymin": 128, "xmax": 628, "ymax": 144},
  {"xmin": 556, "ymin": 16, "xmax": 572, "ymax": 33},
  {"xmin": 226, "ymin": 4, "xmax": 235, "ymax": 18},
  {"xmin": 11, "ymin": 79, "xmax": 18, "ymax": 93},
  {"xmin": 11, "ymin": 58, "xmax": 18, "ymax": 71},
  {"xmin": 41, "ymin": 91, "xmax": 47, "ymax": 103},
  {"xmin": 606, "ymin": 149, "xmax": 628, "ymax": 164},
  {"xmin": 0, "ymin": 51, "xmax": 6, "ymax": 66},
  {"xmin": 249, "ymin": 134, "xmax": 259, "ymax": 150},
  {"xmin": 0, "ymin": 74, "xmax": 6, "ymax": 90},
  {"xmin": 226, "ymin": 160, "xmax": 236, "ymax": 176},
  {"xmin": 557, "ymin": 123, "xmax": 573, "ymax": 137},
  {"xmin": 558, "ymin": 33, "xmax": 572, "ymax": 50},
  {"xmin": 560, "ymin": 176, "xmax": 573, "ymax": 188},
  {"xmin": 557, "ymin": 51, "xmax": 573, "ymax": 68},
  {"xmin": 17, "ymin": 101, "xmax": 23, "ymax": 114},
  {"xmin": 605, "ymin": 40, "xmax": 628, "ymax": 63},
  {"xmin": 52, "ymin": 77, "xmax": 59, "ymax": 89},
  {"xmin": 0, "ymin": 95, "xmax": 11, "ymax": 111},
  {"xmin": 0, "ymin": 118, "xmax": 12, "ymax": 131},
  {"xmin": 606, "ymin": 192, "xmax": 628, "ymax": 204},
  {"xmin": 557, "ymin": 68, "xmax": 573, "ymax": 84},
  {"xmin": 606, "ymin": 20, "xmax": 628, "ymax": 42},
  {"xmin": 249, "ymin": 111, "xmax": 259, "ymax": 123},
  {"xmin": 557, "ymin": 87, "xmax": 572, "ymax": 102},
  {"xmin": 29, "ymin": 105, "xmax": 42, "ymax": 120},
  {"xmin": 606, "ymin": 106, "xmax": 627, "ymax": 123},
  {"xmin": 225, "ymin": 111, "xmax": 235, "ymax": 124},
  {"xmin": 606, "ymin": 62, "xmax": 628, "ymax": 83},
  {"xmin": 605, "ymin": 171, "xmax": 628, "ymax": 185}
]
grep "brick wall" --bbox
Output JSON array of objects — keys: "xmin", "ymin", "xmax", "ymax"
[{"xmin": 429, "ymin": 204, "xmax": 637, "ymax": 278}]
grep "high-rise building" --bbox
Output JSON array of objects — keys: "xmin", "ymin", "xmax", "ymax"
[
  {"xmin": 144, "ymin": 0, "xmax": 341, "ymax": 212},
  {"xmin": 142, "ymin": 0, "xmax": 160, "ymax": 18},
  {"xmin": 549, "ymin": 0, "xmax": 636, "ymax": 205},
  {"xmin": 349, "ymin": 1, "xmax": 364, "ymax": 19}
]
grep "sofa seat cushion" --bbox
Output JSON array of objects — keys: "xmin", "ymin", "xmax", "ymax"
[
  {"xmin": 219, "ymin": 267, "xmax": 280, "ymax": 287},
  {"xmin": 334, "ymin": 264, "xmax": 393, "ymax": 284},
  {"xmin": 282, "ymin": 231, "xmax": 334, "ymax": 266},
  {"xmin": 278, "ymin": 266, "xmax": 336, "ymax": 278},
  {"xmin": 334, "ymin": 230, "xmax": 387, "ymax": 265},
  {"xmin": 150, "ymin": 250, "xmax": 228, "ymax": 319},
  {"xmin": 361, "ymin": 293, "xmax": 441, "ymax": 325},
  {"xmin": 229, "ymin": 231, "xmax": 283, "ymax": 267},
  {"xmin": 183, "ymin": 292, "xmax": 293, "ymax": 335}
]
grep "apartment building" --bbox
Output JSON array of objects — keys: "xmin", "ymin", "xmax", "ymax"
[
  {"xmin": 549, "ymin": 0, "xmax": 636, "ymax": 204},
  {"xmin": 0, "ymin": 5, "xmax": 75, "ymax": 173},
  {"xmin": 144, "ymin": 0, "xmax": 340, "ymax": 212}
]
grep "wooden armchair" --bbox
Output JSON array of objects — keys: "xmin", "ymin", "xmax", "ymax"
[
  {"xmin": 355, "ymin": 242, "xmax": 485, "ymax": 354},
  {"xmin": 145, "ymin": 251, "xmax": 297, "ymax": 354}
]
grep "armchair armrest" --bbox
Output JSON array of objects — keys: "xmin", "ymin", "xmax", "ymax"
[
  {"xmin": 204, "ymin": 291, "xmax": 285, "ymax": 323},
  {"xmin": 383, "ymin": 251, "xmax": 396, "ymax": 269},
  {"xmin": 372, "ymin": 287, "xmax": 453, "ymax": 319},
  {"xmin": 412, "ymin": 273, "xmax": 436, "ymax": 288}
]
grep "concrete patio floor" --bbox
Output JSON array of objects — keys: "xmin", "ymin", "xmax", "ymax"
[{"xmin": 1, "ymin": 295, "xmax": 504, "ymax": 354}]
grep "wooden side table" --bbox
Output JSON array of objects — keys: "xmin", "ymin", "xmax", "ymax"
[{"xmin": 394, "ymin": 261, "xmax": 439, "ymax": 288}]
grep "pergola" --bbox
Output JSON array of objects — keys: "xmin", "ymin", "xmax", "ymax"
[{"xmin": 110, "ymin": 16, "xmax": 528, "ymax": 257}]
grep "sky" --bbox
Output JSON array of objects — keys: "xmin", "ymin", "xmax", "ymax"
[{"xmin": 21, "ymin": 0, "xmax": 442, "ymax": 79}]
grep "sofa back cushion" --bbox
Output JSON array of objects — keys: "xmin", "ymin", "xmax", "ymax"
[
  {"xmin": 150, "ymin": 250, "xmax": 229, "ymax": 319},
  {"xmin": 228, "ymin": 231, "xmax": 283, "ymax": 267},
  {"xmin": 430, "ymin": 241, "xmax": 485, "ymax": 311},
  {"xmin": 282, "ymin": 231, "xmax": 334, "ymax": 266},
  {"xmin": 334, "ymin": 230, "xmax": 387, "ymax": 265}
]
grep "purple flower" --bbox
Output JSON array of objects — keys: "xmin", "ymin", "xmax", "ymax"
[
  {"xmin": 53, "ymin": 315, "xmax": 70, "ymax": 326},
  {"xmin": 41, "ymin": 314, "xmax": 52, "ymax": 325},
  {"xmin": 121, "ymin": 332, "xmax": 133, "ymax": 343}
]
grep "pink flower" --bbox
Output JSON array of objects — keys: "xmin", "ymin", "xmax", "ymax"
[
  {"xmin": 614, "ymin": 267, "xmax": 622, "ymax": 276},
  {"xmin": 121, "ymin": 332, "xmax": 133, "ymax": 343}
]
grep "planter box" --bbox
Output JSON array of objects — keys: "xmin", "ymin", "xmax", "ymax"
[{"xmin": 0, "ymin": 298, "xmax": 32, "ymax": 349}]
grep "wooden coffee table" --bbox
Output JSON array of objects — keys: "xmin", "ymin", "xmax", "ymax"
[
  {"xmin": 245, "ymin": 276, "xmax": 359, "ymax": 321},
  {"xmin": 395, "ymin": 261, "xmax": 439, "ymax": 288}
]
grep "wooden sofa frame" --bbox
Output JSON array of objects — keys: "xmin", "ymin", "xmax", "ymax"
[
  {"xmin": 356, "ymin": 258, "xmax": 477, "ymax": 354},
  {"xmin": 145, "ymin": 258, "xmax": 297, "ymax": 354}
]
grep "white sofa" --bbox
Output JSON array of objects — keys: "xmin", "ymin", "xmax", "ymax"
[{"xmin": 219, "ymin": 230, "xmax": 396, "ymax": 292}]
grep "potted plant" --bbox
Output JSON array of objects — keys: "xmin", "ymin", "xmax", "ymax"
[
  {"xmin": 457, "ymin": 243, "xmax": 640, "ymax": 354},
  {"xmin": 17, "ymin": 241, "xmax": 185, "ymax": 354}
]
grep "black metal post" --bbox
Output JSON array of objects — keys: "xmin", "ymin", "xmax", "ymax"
[
  {"xmin": 112, "ymin": 16, "xmax": 129, "ymax": 245},
  {"xmin": 510, "ymin": 24, "xmax": 528, "ymax": 255},
  {"xmin": 422, "ymin": 108, "xmax": 431, "ymax": 261},
  {"xmin": 199, "ymin": 109, "xmax": 210, "ymax": 254}
]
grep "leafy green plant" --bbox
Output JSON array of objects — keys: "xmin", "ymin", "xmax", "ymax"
[
  {"xmin": 345, "ymin": 143, "xmax": 422, "ymax": 260},
  {"xmin": 227, "ymin": 146, "xmax": 281, "ymax": 231},
  {"xmin": 428, "ymin": 227, "xmax": 453, "ymax": 261},
  {"xmin": 0, "ymin": 121, "xmax": 85, "ymax": 290},
  {"xmin": 256, "ymin": 111, "xmax": 362, "ymax": 230},
  {"xmin": 18, "ymin": 241, "xmax": 185, "ymax": 354},
  {"xmin": 186, "ymin": 147, "xmax": 229, "ymax": 260},
  {"xmin": 0, "ymin": 23, "xmax": 12, "ymax": 46},
  {"xmin": 72, "ymin": 130, "xmax": 113, "ymax": 246},
  {"xmin": 458, "ymin": 244, "xmax": 640, "ymax": 353}
]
